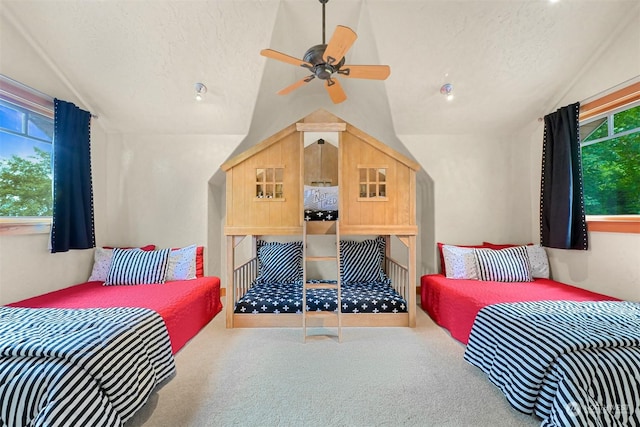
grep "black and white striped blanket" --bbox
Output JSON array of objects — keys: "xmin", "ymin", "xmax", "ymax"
[
  {"xmin": 0, "ymin": 306, "xmax": 176, "ymax": 427},
  {"xmin": 464, "ymin": 300, "xmax": 640, "ymax": 426}
]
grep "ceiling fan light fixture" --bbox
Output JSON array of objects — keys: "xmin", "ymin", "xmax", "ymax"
[
  {"xmin": 440, "ymin": 83, "xmax": 454, "ymax": 101},
  {"xmin": 195, "ymin": 82, "xmax": 207, "ymax": 101}
]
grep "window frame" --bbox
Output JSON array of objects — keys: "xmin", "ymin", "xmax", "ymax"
[
  {"xmin": 579, "ymin": 80, "xmax": 640, "ymax": 234},
  {"xmin": 0, "ymin": 75, "xmax": 54, "ymax": 236}
]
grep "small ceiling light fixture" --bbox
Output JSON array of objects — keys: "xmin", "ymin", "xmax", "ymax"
[
  {"xmin": 440, "ymin": 83, "xmax": 454, "ymax": 101},
  {"xmin": 195, "ymin": 82, "xmax": 207, "ymax": 101}
]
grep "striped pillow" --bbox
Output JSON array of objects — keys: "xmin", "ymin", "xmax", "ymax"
[
  {"xmin": 255, "ymin": 241, "xmax": 303, "ymax": 284},
  {"xmin": 105, "ymin": 248, "xmax": 171, "ymax": 285},
  {"xmin": 473, "ymin": 246, "xmax": 533, "ymax": 282},
  {"xmin": 340, "ymin": 236, "xmax": 389, "ymax": 284}
]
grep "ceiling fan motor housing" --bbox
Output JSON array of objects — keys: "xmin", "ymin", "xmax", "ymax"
[{"xmin": 303, "ymin": 44, "xmax": 345, "ymax": 80}]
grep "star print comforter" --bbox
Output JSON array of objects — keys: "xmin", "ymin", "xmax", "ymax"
[{"xmin": 234, "ymin": 280, "xmax": 407, "ymax": 314}]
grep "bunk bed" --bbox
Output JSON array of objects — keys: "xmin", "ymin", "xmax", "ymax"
[{"xmin": 222, "ymin": 109, "xmax": 419, "ymax": 329}]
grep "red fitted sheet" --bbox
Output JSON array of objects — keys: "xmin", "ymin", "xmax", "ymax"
[
  {"xmin": 420, "ymin": 274, "xmax": 619, "ymax": 345},
  {"xmin": 7, "ymin": 277, "xmax": 222, "ymax": 354}
]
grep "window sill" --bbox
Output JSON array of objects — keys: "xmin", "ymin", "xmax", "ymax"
[
  {"xmin": 0, "ymin": 217, "xmax": 52, "ymax": 235},
  {"xmin": 586, "ymin": 216, "xmax": 640, "ymax": 234}
]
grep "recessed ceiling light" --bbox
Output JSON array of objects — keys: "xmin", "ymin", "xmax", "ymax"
[
  {"xmin": 195, "ymin": 83, "xmax": 207, "ymax": 101},
  {"xmin": 440, "ymin": 83, "xmax": 454, "ymax": 101}
]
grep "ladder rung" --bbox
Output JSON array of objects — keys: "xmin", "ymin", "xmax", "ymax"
[
  {"xmin": 305, "ymin": 256, "xmax": 337, "ymax": 262},
  {"xmin": 305, "ymin": 310, "xmax": 338, "ymax": 318},
  {"xmin": 305, "ymin": 282, "xmax": 338, "ymax": 289}
]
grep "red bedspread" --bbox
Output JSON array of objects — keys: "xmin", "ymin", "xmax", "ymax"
[
  {"xmin": 420, "ymin": 274, "xmax": 619, "ymax": 345},
  {"xmin": 8, "ymin": 277, "xmax": 223, "ymax": 354}
]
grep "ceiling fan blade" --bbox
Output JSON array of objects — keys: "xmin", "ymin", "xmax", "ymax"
[
  {"xmin": 277, "ymin": 75, "xmax": 315, "ymax": 95},
  {"xmin": 261, "ymin": 49, "xmax": 312, "ymax": 69},
  {"xmin": 325, "ymin": 79, "xmax": 347, "ymax": 104},
  {"xmin": 323, "ymin": 25, "xmax": 357, "ymax": 66},
  {"xmin": 339, "ymin": 65, "xmax": 391, "ymax": 80}
]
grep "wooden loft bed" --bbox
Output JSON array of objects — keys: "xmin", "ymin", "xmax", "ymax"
[{"xmin": 221, "ymin": 109, "xmax": 420, "ymax": 329}]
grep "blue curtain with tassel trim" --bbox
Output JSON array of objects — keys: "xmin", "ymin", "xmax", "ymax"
[
  {"xmin": 539, "ymin": 102, "xmax": 588, "ymax": 250},
  {"xmin": 50, "ymin": 99, "xmax": 95, "ymax": 253}
]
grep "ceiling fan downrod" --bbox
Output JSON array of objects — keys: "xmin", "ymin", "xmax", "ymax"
[{"xmin": 320, "ymin": 0, "xmax": 328, "ymax": 45}]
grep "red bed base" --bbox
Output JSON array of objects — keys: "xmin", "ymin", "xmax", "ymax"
[
  {"xmin": 420, "ymin": 274, "xmax": 619, "ymax": 345},
  {"xmin": 8, "ymin": 277, "xmax": 223, "ymax": 354}
]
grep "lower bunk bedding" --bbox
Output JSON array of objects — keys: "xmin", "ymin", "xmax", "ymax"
[
  {"xmin": 464, "ymin": 300, "xmax": 640, "ymax": 426},
  {"xmin": 234, "ymin": 280, "xmax": 407, "ymax": 314},
  {"xmin": 0, "ymin": 306, "xmax": 175, "ymax": 427}
]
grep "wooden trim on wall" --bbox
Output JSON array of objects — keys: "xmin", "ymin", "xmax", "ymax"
[
  {"xmin": 587, "ymin": 216, "xmax": 640, "ymax": 234},
  {"xmin": 580, "ymin": 81, "xmax": 640, "ymax": 120}
]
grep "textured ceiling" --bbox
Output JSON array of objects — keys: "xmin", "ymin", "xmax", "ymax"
[{"xmin": 2, "ymin": 0, "xmax": 638, "ymax": 137}]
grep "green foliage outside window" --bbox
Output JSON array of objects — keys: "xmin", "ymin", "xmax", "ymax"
[
  {"xmin": 0, "ymin": 147, "xmax": 52, "ymax": 216},
  {"xmin": 581, "ymin": 103, "xmax": 640, "ymax": 215}
]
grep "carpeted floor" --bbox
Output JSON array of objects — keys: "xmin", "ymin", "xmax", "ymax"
[{"xmin": 126, "ymin": 308, "xmax": 541, "ymax": 427}]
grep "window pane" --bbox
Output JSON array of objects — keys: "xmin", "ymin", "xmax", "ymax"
[
  {"xmin": 359, "ymin": 184, "xmax": 366, "ymax": 197},
  {"xmin": 369, "ymin": 168, "xmax": 377, "ymax": 181},
  {"xmin": 256, "ymin": 184, "xmax": 264, "ymax": 197},
  {"xmin": 378, "ymin": 168, "xmax": 386, "ymax": 182},
  {"xmin": 27, "ymin": 113, "xmax": 54, "ymax": 142},
  {"xmin": 266, "ymin": 168, "xmax": 273, "ymax": 182},
  {"xmin": 256, "ymin": 168, "xmax": 265, "ymax": 182},
  {"xmin": 369, "ymin": 183, "xmax": 376, "ymax": 197},
  {"xmin": 379, "ymin": 184, "xmax": 386, "ymax": 197},
  {"xmin": 581, "ymin": 117, "xmax": 607, "ymax": 142},
  {"xmin": 582, "ymin": 132, "xmax": 640, "ymax": 215},
  {"xmin": 275, "ymin": 168, "xmax": 283, "ymax": 182},
  {"xmin": 0, "ymin": 102, "xmax": 24, "ymax": 133},
  {"xmin": 359, "ymin": 168, "xmax": 366, "ymax": 182},
  {"xmin": 613, "ymin": 104, "xmax": 640, "ymax": 135}
]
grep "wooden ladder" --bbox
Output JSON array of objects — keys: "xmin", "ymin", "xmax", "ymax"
[{"xmin": 302, "ymin": 220, "xmax": 342, "ymax": 342}]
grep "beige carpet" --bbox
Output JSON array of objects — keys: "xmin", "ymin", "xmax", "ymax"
[{"xmin": 126, "ymin": 308, "xmax": 541, "ymax": 427}]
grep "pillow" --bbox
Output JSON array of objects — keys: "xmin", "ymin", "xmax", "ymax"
[
  {"xmin": 303, "ymin": 185, "xmax": 339, "ymax": 210},
  {"xmin": 437, "ymin": 242, "xmax": 487, "ymax": 275},
  {"xmin": 88, "ymin": 245, "xmax": 155, "ymax": 282},
  {"xmin": 255, "ymin": 241, "xmax": 303, "ymax": 284},
  {"xmin": 196, "ymin": 246, "xmax": 204, "ymax": 278},
  {"xmin": 166, "ymin": 245, "xmax": 197, "ymax": 281},
  {"xmin": 525, "ymin": 244, "xmax": 550, "ymax": 279},
  {"xmin": 441, "ymin": 245, "xmax": 480, "ymax": 280},
  {"xmin": 105, "ymin": 248, "xmax": 171, "ymax": 285},
  {"xmin": 340, "ymin": 236, "xmax": 389, "ymax": 284},
  {"xmin": 473, "ymin": 246, "xmax": 533, "ymax": 282},
  {"xmin": 483, "ymin": 242, "xmax": 549, "ymax": 279}
]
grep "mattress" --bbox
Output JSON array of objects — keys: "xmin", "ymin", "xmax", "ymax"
[
  {"xmin": 8, "ymin": 277, "xmax": 223, "ymax": 354},
  {"xmin": 420, "ymin": 274, "xmax": 618, "ymax": 344},
  {"xmin": 304, "ymin": 209, "xmax": 339, "ymax": 221},
  {"xmin": 234, "ymin": 280, "xmax": 407, "ymax": 314}
]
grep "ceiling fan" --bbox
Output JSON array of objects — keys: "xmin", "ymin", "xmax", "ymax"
[{"xmin": 260, "ymin": 0, "xmax": 390, "ymax": 104}]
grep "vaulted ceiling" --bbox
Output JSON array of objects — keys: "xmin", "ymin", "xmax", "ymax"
[{"xmin": 2, "ymin": 0, "xmax": 637, "ymax": 137}]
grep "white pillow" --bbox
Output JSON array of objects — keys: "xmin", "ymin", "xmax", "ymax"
[
  {"xmin": 166, "ymin": 245, "xmax": 197, "ymax": 281},
  {"xmin": 88, "ymin": 247, "xmax": 114, "ymax": 281},
  {"xmin": 442, "ymin": 245, "xmax": 479, "ymax": 280},
  {"xmin": 526, "ymin": 244, "xmax": 550, "ymax": 279}
]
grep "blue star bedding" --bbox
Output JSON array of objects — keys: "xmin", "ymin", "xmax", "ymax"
[
  {"xmin": 304, "ymin": 209, "xmax": 339, "ymax": 221},
  {"xmin": 234, "ymin": 280, "xmax": 407, "ymax": 314},
  {"xmin": 464, "ymin": 300, "xmax": 640, "ymax": 427}
]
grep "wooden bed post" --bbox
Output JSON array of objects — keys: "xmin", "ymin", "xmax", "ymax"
[{"xmin": 225, "ymin": 235, "xmax": 235, "ymax": 328}]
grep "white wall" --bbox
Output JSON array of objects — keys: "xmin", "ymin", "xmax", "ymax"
[
  {"xmin": 525, "ymin": 13, "xmax": 640, "ymax": 301},
  {"xmin": 0, "ymin": 12, "xmax": 108, "ymax": 304}
]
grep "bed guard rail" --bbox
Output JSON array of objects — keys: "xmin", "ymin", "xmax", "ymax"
[
  {"xmin": 385, "ymin": 257, "xmax": 409, "ymax": 299},
  {"xmin": 233, "ymin": 257, "xmax": 258, "ymax": 304}
]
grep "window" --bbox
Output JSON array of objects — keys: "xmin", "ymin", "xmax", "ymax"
[
  {"xmin": 358, "ymin": 167, "xmax": 387, "ymax": 199},
  {"xmin": 579, "ymin": 80, "xmax": 640, "ymax": 233},
  {"xmin": 0, "ymin": 75, "xmax": 54, "ymax": 234},
  {"xmin": 255, "ymin": 167, "xmax": 284, "ymax": 199}
]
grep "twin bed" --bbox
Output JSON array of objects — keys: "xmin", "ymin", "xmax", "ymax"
[
  {"xmin": 1, "ymin": 245, "xmax": 222, "ymax": 426},
  {"xmin": 421, "ymin": 242, "xmax": 638, "ymax": 426}
]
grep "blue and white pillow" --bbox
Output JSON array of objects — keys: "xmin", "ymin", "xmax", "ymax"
[
  {"xmin": 105, "ymin": 248, "xmax": 171, "ymax": 285},
  {"xmin": 255, "ymin": 241, "xmax": 303, "ymax": 284},
  {"xmin": 473, "ymin": 246, "xmax": 533, "ymax": 282},
  {"xmin": 340, "ymin": 236, "xmax": 389, "ymax": 284}
]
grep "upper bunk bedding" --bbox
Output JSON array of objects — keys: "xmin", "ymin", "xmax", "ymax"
[
  {"xmin": 304, "ymin": 185, "xmax": 339, "ymax": 221},
  {"xmin": 464, "ymin": 300, "xmax": 640, "ymax": 427},
  {"xmin": 0, "ymin": 306, "xmax": 175, "ymax": 427}
]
